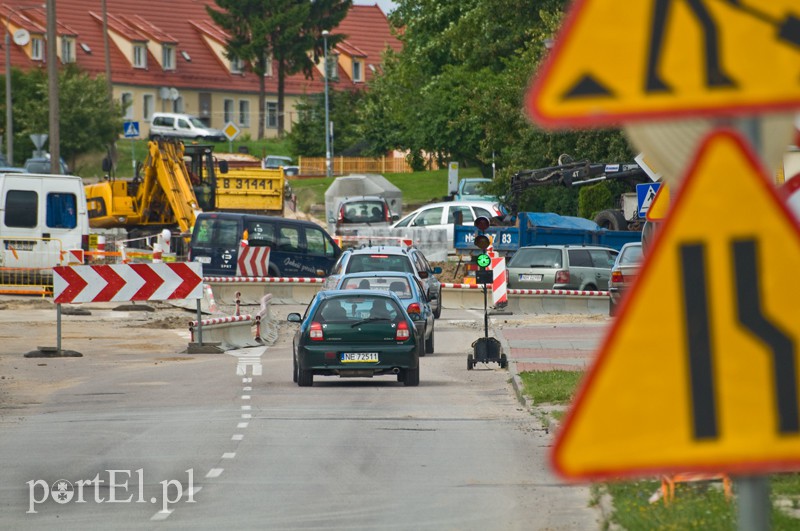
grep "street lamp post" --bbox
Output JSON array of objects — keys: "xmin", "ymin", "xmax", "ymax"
[
  {"xmin": 4, "ymin": 5, "xmax": 38, "ymax": 166},
  {"xmin": 322, "ymin": 30, "xmax": 331, "ymax": 178}
]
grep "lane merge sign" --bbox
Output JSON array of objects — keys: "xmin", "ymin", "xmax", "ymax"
[{"xmin": 552, "ymin": 129, "xmax": 800, "ymax": 479}]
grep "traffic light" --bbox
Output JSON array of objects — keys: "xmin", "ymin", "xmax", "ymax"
[{"xmin": 473, "ymin": 216, "xmax": 491, "ymax": 252}]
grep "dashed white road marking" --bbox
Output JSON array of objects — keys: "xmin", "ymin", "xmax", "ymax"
[
  {"xmin": 151, "ymin": 510, "xmax": 173, "ymax": 521},
  {"xmin": 242, "ymin": 413, "xmax": 252, "ymax": 419},
  {"xmin": 243, "ymin": 386, "xmax": 252, "ymax": 391},
  {"xmin": 205, "ymin": 468, "xmax": 223, "ymax": 479},
  {"xmin": 232, "ymin": 434, "xmax": 244, "ymax": 441},
  {"xmin": 237, "ymin": 422, "xmax": 249, "ymax": 429},
  {"xmin": 242, "ymin": 395, "xmax": 251, "ymax": 400},
  {"xmin": 241, "ymin": 405, "xmax": 251, "ymax": 410},
  {"xmin": 222, "ymin": 453, "xmax": 236, "ymax": 459}
]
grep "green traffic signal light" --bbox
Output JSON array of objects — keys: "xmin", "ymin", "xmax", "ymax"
[{"xmin": 476, "ymin": 253, "xmax": 491, "ymax": 268}]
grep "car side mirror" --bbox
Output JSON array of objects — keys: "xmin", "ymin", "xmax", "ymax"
[
  {"xmin": 287, "ymin": 313, "xmax": 302, "ymax": 323},
  {"xmin": 392, "ymin": 214, "xmax": 399, "ymax": 222},
  {"xmin": 432, "ymin": 266, "xmax": 442, "ymax": 274}
]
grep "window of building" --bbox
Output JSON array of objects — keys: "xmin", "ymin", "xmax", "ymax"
[
  {"xmin": 143, "ymin": 94, "xmax": 154, "ymax": 121},
  {"xmin": 352, "ymin": 60, "xmax": 363, "ymax": 82},
  {"xmin": 172, "ymin": 96, "xmax": 183, "ymax": 113},
  {"xmin": 121, "ymin": 92, "xmax": 134, "ymax": 120},
  {"xmin": 31, "ymin": 37, "xmax": 43, "ymax": 61},
  {"xmin": 61, "ymin": 37, "xmax": 75, "ymax": 64},
  {"xmin": 133, "ymin": 44, "xmax": 147, "ymax": 68},
  {"xmin": 223, "ymin": 99, "xmax": 234, "ymax": 124},
  {"xmin": 238, "ymin": 100, "xmax": 250, "ymax": 126},
  {"xmin": 266, "ymin": 102, "xmax": 278, "ymax": 129},
  {"xmin": 230, "ymin": 57, "xmax": 244, "ymax": 74},
  {"xmin": 162, "ymin": 45, "xmax": 175, "ymax": 70}
]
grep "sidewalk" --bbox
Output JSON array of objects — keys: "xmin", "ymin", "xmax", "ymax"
[{"xmin": 489, "ymin": 314, "xmax": 610, "ymax": 406}]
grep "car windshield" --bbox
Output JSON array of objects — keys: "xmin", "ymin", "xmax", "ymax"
[
  {"xmin": 314, "ymin": 296, "xmax": 400, "ymax": 323},
  {"xmin": 340, "ymin": 276, "xmax": 413, "ymax": 299},
  {"xmin": 341, "ymin": 201, "xmax": 386, "ymax": 224},
  {"xmin": 509, "ymin": 248, "xmax": 562, "ymax": 268},
  {"xmin": 346, "ymin": 254, "xmax": 414, "ymax": 274},
  {"xmin": 189, "ymin": 117, "xmax": 207, "ymax": 128},
  {"xmin": 619, "ymin": 245, "xmax": 644, "ymax": 265},
  {"xmin": 462, "ymin": 181, "xmax": 487, "ymax": 194}
]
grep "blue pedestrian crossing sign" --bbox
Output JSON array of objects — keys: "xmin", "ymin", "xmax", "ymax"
[
  {"xmin": 637, "ymin": 182, "xmax": 661, "ymax": 217},
  {"xmin": 123, "ymin": 121, "xmax": 140, "ymax": 138}
]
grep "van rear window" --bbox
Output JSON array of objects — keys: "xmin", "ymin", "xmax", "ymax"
[
  {"xmin": 4, "ymin": 190, "xmax": 37, "ymax": 228},
  {"xmin": 194, "ymin": 218, "xmax": 239, "ymax": 247}
]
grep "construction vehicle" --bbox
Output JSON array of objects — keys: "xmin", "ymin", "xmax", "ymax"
[
  {"xmin": 85, "ymin": 139, "xmax": 285, "ymax": 246},
  {"xmin": 507, "ymin": 154, "xmax": 651, "ymax": 231}
]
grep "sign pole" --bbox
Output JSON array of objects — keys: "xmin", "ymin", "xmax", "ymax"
[
  {"xmin": 131, "ymin": 138, "xmax": 136, "ymax": 174},
  {"xmin": 56, "ymin": 303, "xmax": 62, "ymax": 354},
  {"xmin": 735, "ymin": 117, "xmax": 769, "ymax": 531}
]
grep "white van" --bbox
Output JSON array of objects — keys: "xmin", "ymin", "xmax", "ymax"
[
  {"xmin": 0, "ymin": 173, "xmax": 89, "ymax": 271},
  {"xmin": 148, "ymin": 113, "xmax": 226, "ymax": 142}
]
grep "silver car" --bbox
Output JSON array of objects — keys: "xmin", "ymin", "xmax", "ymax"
[{"xmin": 506, "ymin": 245, "xmax": 618, "ymax": 291}]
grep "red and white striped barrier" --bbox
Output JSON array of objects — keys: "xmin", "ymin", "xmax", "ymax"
[
  {"xmin": 335, "ymin": 235, "xmax": 413, "ymax": 248},
  {"xmin": 203, "ymin": 276, "xmax": 325, "ymax": 283},
  {"xmin": 507, "ymin": 288, "xmax": 609, "ymax": 296},
  {"xmin": 490, "ymin": 257, "xmax": 507, "ymax": 306}
]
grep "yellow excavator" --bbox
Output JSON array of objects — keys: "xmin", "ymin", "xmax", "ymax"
[{"xmin": 85, "ymin": 139, "xmax": 285, "ymax": 242}]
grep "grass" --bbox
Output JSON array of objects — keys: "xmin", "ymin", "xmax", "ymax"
[
  {"xmin": 519, "ymin": 369, "xmax": 800, "ymax": 529},
  {"xmin": 519, "ymin": 370, "xmax": 584, "ymax": 404}
]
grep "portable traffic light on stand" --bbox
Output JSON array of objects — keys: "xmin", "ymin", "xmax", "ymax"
[{"xmin": 467, "ymin": 216, "xmax": 507, "ymax": 370}]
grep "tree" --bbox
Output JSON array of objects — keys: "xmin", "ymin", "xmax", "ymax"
[
  {"xmin": 207, "ymin": 0, "xmax": 350, "ymax": 139},
  {"xmin": 287, "ymin": 88, "xmax": 366, "ymax": 157},
  {"xmin": 11, "ymin": 66, "xmax": 123, "ymax": 169}
]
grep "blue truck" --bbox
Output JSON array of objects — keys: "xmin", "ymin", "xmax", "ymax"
[{"xmin": 454, "ymin": 212, "xmax": 641, "ymax": 257}]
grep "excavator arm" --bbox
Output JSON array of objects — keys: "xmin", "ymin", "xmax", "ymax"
[{"xmin": 507, "ymin": 156, "xmax": 648, "ymax": 215}]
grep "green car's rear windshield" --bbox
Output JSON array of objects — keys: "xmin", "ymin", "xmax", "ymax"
[{"xmin": 315, "ymin": 296, "xmax": 401, "ymax": 323}]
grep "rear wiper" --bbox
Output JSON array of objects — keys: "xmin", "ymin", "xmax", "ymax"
[{"xmin": 350, "ymin": 317, "xmax": 392, "ymax": 327}]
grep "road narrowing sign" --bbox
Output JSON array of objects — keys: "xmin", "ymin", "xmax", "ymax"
[
  {"xmin": 552, "ymin": 130, "xmax": 800, "ymax": 479},
  {"xmin": 527, "ymin": 0, "xmax": 800, "ymax": 128}
]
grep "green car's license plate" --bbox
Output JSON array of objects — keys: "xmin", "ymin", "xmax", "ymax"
[{"xmin": 341, "ymin": 352, "xmax": 379, "ymax": 363}]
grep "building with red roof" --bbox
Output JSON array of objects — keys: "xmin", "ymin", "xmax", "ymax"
[{"xmin": 0, "ymin": 1, "xmax": 400, "ymax": 138}]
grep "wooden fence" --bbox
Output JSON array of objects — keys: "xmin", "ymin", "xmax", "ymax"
[{"xmin": 224, "ymin": 156, "xmax": 443, "ymax": 176}]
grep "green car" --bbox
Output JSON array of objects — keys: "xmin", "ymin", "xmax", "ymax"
[{"xmin": 288, "ymin": 290, "xmax": 420, "ymax": 387}]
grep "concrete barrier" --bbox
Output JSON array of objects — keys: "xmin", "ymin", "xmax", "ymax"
[
  {"xmin": 441, "ymin": 283, "xmax": 610, "ymax": 315},
  {"xmin": 188, "ymin": 315, "xmax": 260, "ymax": 352},
  {"xmin": 204, "ymin": 276, "xmax": 324, "ymax": 305}
]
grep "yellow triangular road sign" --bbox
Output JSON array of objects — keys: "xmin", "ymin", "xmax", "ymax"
[
  {"xmin": 553, "ymin": 130, "xmax": 800, "ymax": 479},
  {"xmin": 528, "ymin": 0, "xmax": 800, "ymax": 128}
]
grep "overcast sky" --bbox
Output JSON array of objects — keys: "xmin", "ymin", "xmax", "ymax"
[{"xmin": 353, "ymin": 0, "xmax": 397, "ymax": 15}]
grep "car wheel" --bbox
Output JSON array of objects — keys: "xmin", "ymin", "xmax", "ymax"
[
  {"xmin": 297, "ymin": 365, "xmax": 313, "ymax": 387},
  {"xmin": 292, "ymin": 353, "xmax": 298, "ymax": 383},
  {"xmin": 417, "ymin": 334, "xmax": 425, "ymax": 358},
  {"xmin": 424, "ymin": 324, "xmax": 434, "ymax": 354},
  {"xmin": 467, "ymin": 354, "xmax": 474, "ymax": 371},
  {"xmin": 609, "ymin": 298, "xmax": 618, "ymax": 316},
  {"xmin": 433, "ymin": 289, "xmax": 442, "ymax": 319},
  {"xmin": 500, "ymin": 353, "xmax": 508, "ymax": 369},
  {"xmin": 403, "ymin": 366, "xmax": 419, "ymax": 387}
]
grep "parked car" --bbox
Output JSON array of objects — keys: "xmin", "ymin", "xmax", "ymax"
[
  {"xmin": 331, "ymin": 195, "xmax": 398, "ymax": 236},
  {"xmin": 506, "ymin": 245, "xmax": 618, "ymax": 291},
  {"xmin": 323, "ymin": 245, "xmax": 444, "ymax": 318},
  {"xmin": 287, "ymin": 289, "xmax": 420, "ymax": 386},
  {"xmin": 391, "ymin": 200, "xmax": 505, "ymax": 244},
  {"xmin": 149, "ymin": 112, "xmax": 226, "ymax": 142},
  {"xmin": 23, "ymin": 156, "xmax": 70, "ymax": 174},
  {"xmin": 608, "ymin": 242, "xmax": 643, "ymax": 315},
  {"xmin": 263, "ymin": 155, "xmax": 300, "ymax": 177},
  {"xmin": 454, "ymin": 178, "xmax": 498, "ymax": 202},
  {"xmin": 336, "ymin": 271, "xmax": 435, "ymax": 355}
]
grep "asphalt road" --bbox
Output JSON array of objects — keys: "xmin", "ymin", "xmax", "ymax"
[{"xmin": 0, "ymin": 299, "xmax": 599, "ymax": 529}]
